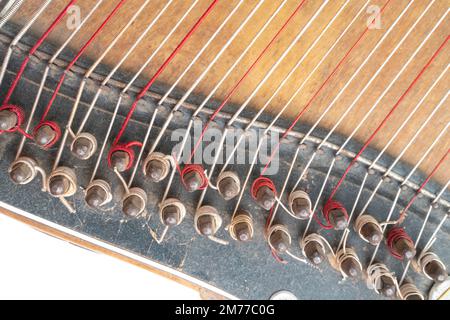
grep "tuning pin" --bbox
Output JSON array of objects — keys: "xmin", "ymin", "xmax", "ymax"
[
  {"xmin": 122, "ymin": 187, "xmax": 147, "ymax": 218},
  {"xmin": 341, "ymin": 257, "xmax": 361, "ymax": 279},
  {"xmin": 354, "ymin": 215, "xmax": 383, "ymax": 245},
  {"xmin": 49, "ymin": 176, "xmax": 70, "ymax": 196},
  {"xmin": 0, "ymin": 109, "xmax": 18, "ymax": 131},
  {"xmin": 47, "ymin": 167, "xmax": 77, "ymax": 198},
  {"xmin": 34, "ymin": 124, "xmax": 57, "ymax": 148},
  {"xmin": 9, "ymin": 157, "xmax": 36, "ymax": 184},
  {"xmin": 336, "ymin": 248, "xmax": 362, "ymax": 279},
  {"xmin": 85, "ymin": 180, "xmax": 112, "ymax": 209},
  {"xmin": 71, "ymin": 133, "xmax": 97, "ymax": 160},
  {"xmin": 268, "ymin": 225, "xmax": 291, "ymax": 254},
  {"xmin": 255, "ymin": 186, "xmax": 276, "ymax": 210},
  {"xmin": 379, "ymin": 275, "xmax": 397, "ymax": 298},
  {"xmin": 394, "ymin": 238, "xmax": 416, "ymax": 261},
  {"xmin": 303, "ymin": 239, "xmax": 325, "ymax": 265},
  {"xmin": 361, "ymin": 222, "xmax": 382, "ymax": 245},
  {"xmin": 424, "ymin": 259, "xmax": 448, "ymax": 283},
  {"xmin": 183, "ymin": 170, "xmax": 203, "ymax": 193},
  {"xmin": 110, "ymin": 150, "xmax": 131, "ymax": 173},
  {"xmin": 217, "ymin": 172, "xmax": 240, "ymax": 200},
  {"xmin": 160, "ymin": 198, "xmax": 186, "ymax": 227},
  {"xmin": 195, "ymin": 206, "xmax": 222, "ymax": 237},
  {"xmin": 400, "ymin": 282, "xmax": 424, "ymax": 300},
  {"xmin": 143, "ymin": 152, "xmax": 171, "ymax": 182},
  {"xmin": 328, "ymin": 208, "xmax": 348, "ymax": 230},
  {"xmin": 229, "ymin": 210, "xmax": 253, "ymax": 242},
  {"xmin": 288, "ymin": 190, "xmax": 312, "ymax": 220}
]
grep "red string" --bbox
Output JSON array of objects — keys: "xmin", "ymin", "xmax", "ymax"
[
  {"xmin": 386, "ymin": 227, "xmax": 414, "ymax": 260},
  {"xmin": 112, "ymin": 0, "xmax": 220, "ymax": 148},
  {"xmin": 33, "ymin": 120, "xmax": 62, "ymax": 149},
  {"xmin": 107, "ymin": 141, "xmax": 143, "ymax": 171},
  {"xmin": 2, "ymin": 0, "xmax": 78, "ymax": 106},
  {"xmin": 181, "ymin": 164, "xmax": 208, "ymax": 190},
  {"xmin": 397, "ymin": 148, "xmax": 449, "ymax": 225},
  {"xmin": 36, "ymin": 0, "xmax": 128, "ymax": 130},
  {"xmin": 322, "ymin": 35, "xmax": 449, "ymax": 211},
  {"xmin": 313, "ymin": 199, "xmax": 348, "ymax": 230},
  {"xmin": 0, "ymin": 104, "xmax": 32, "ymax": 138},
  {"xmin": 259, "ymin": 0, "xmax": 393, "ymax": 177},
  {"xmin": 188, "ymin": 0, "xmax": 307, "ymax": 164}
]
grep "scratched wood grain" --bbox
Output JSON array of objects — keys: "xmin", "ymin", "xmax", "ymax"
[{"xmin": 9, "ymin": 0, "xmax": 450, "ymax": 184}]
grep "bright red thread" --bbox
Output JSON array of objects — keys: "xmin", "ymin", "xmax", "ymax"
[
  {"xmin": 111, "ymin": 0, "xmax": 220, "ymax": 151},
  {"xmin": 2, "ymin": 0, "xmax": 78, "ymax": 106},
  {"xmin": 313, "ymin": 199, "xmax": 348, "ymax": 230},
  {"xmin": 0, "ymin": 104, "xmax": 32, "ymax": 138},
  {"xmin": 324, "ymin": 35, "xmax": 449, "ymax": 206},
  {"xmin": 107, "ymin": 141, "xmax": 143, "ymax": 171},
  {"xmin": 386, "ymin": 227, "xmax": 414, "ymax": 260},
  {"xmin": 33, "ymin": 120, "xmax": 62, "ymax": 149},
  {"xmin": 181, "ymin": 164, "xmax": 208, "ymax": 190},
  {"xmin": 397, "ymin": 148, "xmax": 449, "ymax": 225},
  {"xmin": 260, "ymin": 0, "xmax": 393, "ymax": 176},
  {"xmin": 36, "ymin": 0, "xmax": 128, "ymax": 135}
]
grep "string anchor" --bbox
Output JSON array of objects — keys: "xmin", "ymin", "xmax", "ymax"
[{"xmin": 70, "ymin": 132, "xmax": 98, "ymax": 160}]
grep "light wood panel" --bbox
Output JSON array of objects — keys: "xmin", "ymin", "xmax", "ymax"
[{"xmin": 9, "ymin": 0, "xmax": 450, "ymax": 184}]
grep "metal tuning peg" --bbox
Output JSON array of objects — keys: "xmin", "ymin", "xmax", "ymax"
[
  {"xmin": 217, "ymin": 171, "xmax": 240, "ymax": 200},
  {"xmin": 70, "ymin": 132, "xmax": 97, "ymax": 160},
  {"xmin": 84, "ymin": 179, "xmax": 113, "ymax": 210},
  {"xmin": 143, "ymin": 152, "xmax": 171, "ymax": 183},
  {"xmin": 288, "ymin": 190, "xmax": 312, "ymax": 220},
  {"xmin": 354, "ymin": 214, "xmax": 383, "ymax": 245},
  {"xmin": 229, "ymin": 209, "xmax": 253, "ymax": 242},
  {"xmin": 121, "ymin": 187, "xmax": 147, "ymax": 218}
]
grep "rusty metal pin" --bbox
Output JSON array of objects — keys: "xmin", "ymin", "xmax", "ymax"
[
  {"xmin": 183, "ymin": 170, "xmax": 202, "ymax": 192},
  {"xmin": 379, "ymin": 275, "xmax": 397, "ymax": 298},
  {"xmin": 341, "ymin": 257, "xmax": 361, "ymax": 279},
  {"xmin": 329, "ymin": 209, "xmax": 348, "ymax": 230},
  {"xmin": 361, "ymin": 222, "xmax": 383, "ymax": 245},
  {"xmin": 110, "ymin": 150, "xmax": 130, "ymax": 173},
  {"xmin": 71, "ymin": 133, "xmax": 97, "ymax": 160},
  {"xmin": 49, "ymin": 175, "xmax": 70, "ymax": 196},
  {"xmin": 269, "ymin": 229, "xmax": 290, "ymax": 253},
  {"xmin": 9, "ymin": 161, "xmax": 32, "ymax": 184},
  {"xmin": 304, "ymin": 240, "xmax": 325, "ymax": 265},
  {"xmin": 0, "ymin": 109, "xmax": 17, "ymax": 130},
  {"xmin": 218, "ymin": 176, "xmax": 240, "ymax": 200},
  {"xmin": 256, "ymin": 186, "xmax": 276, "ymax": 210},
  {"xmin": 161, "ymin": 204, "xmax": 181, "ymax": 226},
  {"xmin": 34, "ymin": 125, "xmax": 56, "ymax": 147},
  {"xmin": 394, "ymin": 238, "xmax": 416, "ymax": 261},
  {"xmin": 197, "ymin": 214, "xmax": 216, "ymax": 236},
  {"xmin": 424, "ymin": 260, "xmax": 448, "ymax": 283}
]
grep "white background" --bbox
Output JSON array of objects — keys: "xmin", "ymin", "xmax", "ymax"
[{"xmin": 0, "ymin": 214, "xmax": 199, "ymax": 299}]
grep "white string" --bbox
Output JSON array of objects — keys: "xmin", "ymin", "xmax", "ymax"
[{"xmin": 0, "ymin": 0, "xmax": 52, "ymax": 83}]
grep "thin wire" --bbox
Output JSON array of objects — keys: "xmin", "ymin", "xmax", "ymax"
[
  {"xmin": 325, "ymin": 35, "xmax": 449, "ymax": 204},
  {"xmin": 157, "ymin": 0, "xmax": 245, "ymax": 105},
  {"xmin": 195, "ymin": 0, "xmax": 330, "ymax": 207},
  {"xmin": 229, "ymin": 0, "xmax": 369, "ymax": 223},
  {"xmin": 75, "ymin": 0, "xmax": 174, "ymax": 135},
  {"xmin": 112, "ymin": 0, "xmax": 220, "ymax": 146},
  {"xmin": 36, "ymin": 0, "xmax": 128, "ymax": 126},
  {"xmin": 146, "ymin": 0, "xmax": 266, "ymax": 156},
  {"xmin": 273, "ymin": 0, "xmax": 419, "ymax": 229},
  {"xmin": 88, "ymin": 0, "xmax": 192, "ymax": 183},
  {"xmin": 399, "ymin": 178, "xmax": 450, "ymax": 285},
  {"xmin": 259, "ymin": 0, "xmax": 393, "ymax": 176},
  {"xmin": 213, "ymin": 0, "xmax": 350, "ymax": 178},
  {"xmin": 14, "ymin": 0, "xmax": 106, "ymax": 159},
  {"xmin": 0, "ymin": 0, "xmax": 24, "ymax": 29},
  {"xmin": 0, "ymin": 0, "xmax": 52, "ymax": 84},
  {"xmin": 2, "ymin": 0, "xmax": 76, "ymax": 105},
  {"xmin": 159, "ymin": 0, "xmax": 286, "ymax": 205},
  {"xmin": 187, "ymin": 0, "xmax": 309, "ymax": 164},
  {"xmin": 52, "ymin": 0, "xmax": 153, "ymax": 170}
]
